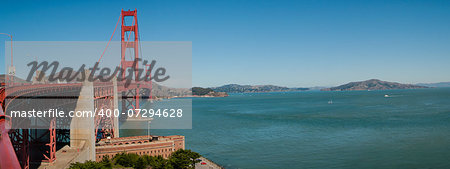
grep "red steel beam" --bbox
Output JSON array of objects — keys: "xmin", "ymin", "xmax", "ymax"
[{"xmin": 0, "ymin": 108, "xmax": 21, "ymax": 169}]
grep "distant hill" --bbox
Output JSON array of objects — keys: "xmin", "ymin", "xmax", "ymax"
[
  {"xmin": 191, "ymin": 87, "xmax": 228, "ymax": 97},
  {"xmin": 212, "ymin": 84, "xmax": 309, "ymax": 93},
  {"xmin": 321, "ymin": 79, "xmax": 428, "ymax": 91},
  {"xmin": 151, "ymin": 83, "xmax": 191, "ymax": 98},
  {"xmin": 416, "ymin": 82, "xmax": 450, "ymax": 88}
]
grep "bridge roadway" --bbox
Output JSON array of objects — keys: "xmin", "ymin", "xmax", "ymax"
[{"xmin": 0, "ymin": 80, "xmax": 152, "ymax": 169}]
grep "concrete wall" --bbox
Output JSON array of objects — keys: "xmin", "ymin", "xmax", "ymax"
[
  {"xmin": 113, "ymin": 77, "xmax": 120, "ymax": 137},
  {"xmin": 69, "ymin": 71, "xmax": 96, "ymax": 162}
]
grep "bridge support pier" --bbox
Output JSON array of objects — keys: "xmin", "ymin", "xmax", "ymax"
[{"xmin": 70, "ymin": 74, "xmax": 96, "ymax": 161}]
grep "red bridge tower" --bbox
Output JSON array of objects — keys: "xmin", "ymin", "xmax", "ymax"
[{"xmin": 120, "ymin": 9, "xmax": 141, "ymax": 118}]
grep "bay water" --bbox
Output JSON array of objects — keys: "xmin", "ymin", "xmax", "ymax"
[{"xmin": 122, "ymin": 88, "xmax": 450, "ymax": 169}]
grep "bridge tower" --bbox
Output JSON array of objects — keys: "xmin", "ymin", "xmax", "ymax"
[
  {"xmin": 120, "ymin": 9, "xmax": 141, "ymax": 120},
  {"xmin": 120, "ymin": 9, "xmax": 140, "ymax": 79}
]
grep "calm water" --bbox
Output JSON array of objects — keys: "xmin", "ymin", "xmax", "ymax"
[{"xmin": 122, "ymin": 88, "xmax": 450, "ymax": 169}]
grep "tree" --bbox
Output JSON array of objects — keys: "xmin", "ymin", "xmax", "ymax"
[
  {"xmin": 69, "ymin": 160, "xmax": 111, "ymax": 169},
  {"xmin": 148, "ymin": 155, "xmax": 173, "ymax": 169},
  {"xmin": 113, "ymin": 152, "xmax": 140, "ymax": 168},
  {"xmin": 169, "ymin": 149, "xmax": 201, "ymax": 169},
  {"xmin": 70, "ymin": 149, "xmax": 201, "ymax": 169},
  {"xmin": 135, "ymin": 157, "xmax": 147, "ymax": 169},
  {"xmin": 100, "ymin": 156, "xmax": 112, "ymax": 168}
]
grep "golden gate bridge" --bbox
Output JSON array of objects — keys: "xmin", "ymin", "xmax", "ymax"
[{"xmin": 0, "ymin": 9, "xmax": 155, "ymax": 169}]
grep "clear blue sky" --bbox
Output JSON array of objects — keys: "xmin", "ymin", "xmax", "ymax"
[{"xmin": 1, "ymin": 0, "xmax": 450, "ymax": 87}]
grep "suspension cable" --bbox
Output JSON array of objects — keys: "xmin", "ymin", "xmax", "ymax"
[
  {"xmin": 98, "ymin": 14, "xmax": 121, "ymax": 63},
  {"xmin": 137, "ymin": 18, "xmax": 144, "ymax": 62}
]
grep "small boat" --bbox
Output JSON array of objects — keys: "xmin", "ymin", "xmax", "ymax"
[
  {"xmin": 384, "ymin": 94, "xmax": 389, "ymax": 98},
  {"xmin": 328, "ymin": 100, "xmax": 333, "ymax": 104}
]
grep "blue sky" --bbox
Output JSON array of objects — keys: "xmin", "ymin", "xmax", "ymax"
[{"xmin": 1, "ymin": 0, "xmax": 450, "ymax": 87}]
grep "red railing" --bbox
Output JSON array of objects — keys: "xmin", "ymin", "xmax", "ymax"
[{"xmin": 0, "ymin": 106, "xmax": 21, "ymax": 169}]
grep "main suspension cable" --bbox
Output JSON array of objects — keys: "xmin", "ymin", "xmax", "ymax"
[{"xmin": 98, "ymin": 14, "xmax": 121, "ymax": 63}]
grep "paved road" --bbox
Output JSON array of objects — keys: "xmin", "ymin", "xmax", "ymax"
[{"xmin": 195, "ymin": 157, "xmax": 223, "ymax": 169}]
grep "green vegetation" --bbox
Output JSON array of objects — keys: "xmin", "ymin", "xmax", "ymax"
[
  {"xmin": 69, "ymin": 149, "xmax": 201, "ymax": 169},
  {"xmin": 191, "ymin": 87, "xmax": 214, "ymax": 95},
  {"xmin": 69, "ymin": 157, "xmax": 112, "ymax": 169},
  {"xmin": 321, "ymin": 79, "xmax": 428, "ymax": 91},
  {"xmin": 191, "ymin": 87, "xmax": 229, "ymax": 97},
  {"xmin": 212, "ymin": 84, "xmax": 309, "ymax": 93}
]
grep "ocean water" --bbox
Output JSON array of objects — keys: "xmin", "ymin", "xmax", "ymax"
[{"xmin": 121, "ymin": 88, "xmax": 450, "ymax": 169}]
